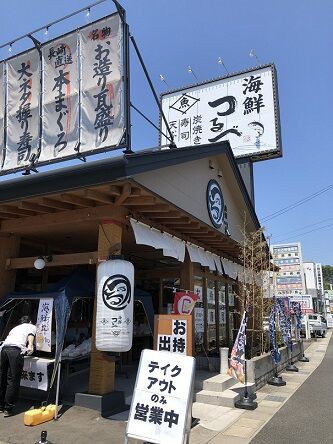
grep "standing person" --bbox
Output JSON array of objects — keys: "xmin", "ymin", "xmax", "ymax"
[{"xmin": 0, "ymin": 315, "xmax": 37, "ymax": 417}]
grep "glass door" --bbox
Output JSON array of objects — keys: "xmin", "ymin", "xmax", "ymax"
[
  {"xmin": 206, "ymin": 279, "xmax": 217, "ymax": 353},
  {"xmin": 217, "ymin": 281, "xmax": 227, "ymax": 346},
  {"xmin": 193, "ymin": 276, "xmax": 204, "ymax": 355}
]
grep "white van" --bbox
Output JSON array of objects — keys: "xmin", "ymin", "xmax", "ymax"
[{"xmin": 305, "ymin": 314, "xmax": 327, "ymax": 338}]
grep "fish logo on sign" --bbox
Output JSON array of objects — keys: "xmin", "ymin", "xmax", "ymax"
[
  {"xmin": 207, "ymin": 179, "xmax": 224, "ymax": 228},
  {"xmin": 170, "ymin": 93, "xmax": 200, "ymax": 115},
  {"xmin": 102, "ymin": 274, "xmax": 131, "ymax": 311}
]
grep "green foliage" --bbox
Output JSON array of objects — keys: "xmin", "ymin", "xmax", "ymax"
[{"xmin": 322, "ymin": 265, "xmax": 333, "ymax": 289}]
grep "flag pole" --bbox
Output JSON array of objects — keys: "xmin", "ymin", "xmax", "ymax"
[
  {"xmin": 295, "ymin": 300, "xmax": 309, "ymax": 363},
  {"xmin": 285, "ymin": 298, "xmax": 299, "ymax": 372},
  {"xmin": 234, "ymin": 312, "xmax": 257, "ymax": 409}
]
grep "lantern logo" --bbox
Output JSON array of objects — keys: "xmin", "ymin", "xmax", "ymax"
[
  {"xmin": 207, "ymin": 179, "xmax": 224, "ymax": 228},
  {"xmin": 102, "ymin": 274, "xmax": 131, "ymax": 311}
]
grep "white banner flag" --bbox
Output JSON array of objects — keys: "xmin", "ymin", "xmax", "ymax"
[
  {"xmin": 5, "ymin": 49, "xmax": 40, "ymax": 171},
  {"xmin": 96, "ymin": 259, "xmax": 134, "ymax": 352},
  {"xmin": 79, "ymin": 14, "xmax": 124, "ymax": 153},
  {"xmin": 40, "ymin": 33, "xmax": 79, "ymax": 162},
  {"xmin": 0, "ymin": 63, "xmax": 4, "ymax": 168},
  {"xmin": 36, "ymin": 298, "xmax": 53, "ymax": 353}
]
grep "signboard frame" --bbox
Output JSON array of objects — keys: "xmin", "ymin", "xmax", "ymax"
[
  {"xmin": 159, "ymin": 63, "xmax": 282, "ymax": 162},
  {"xmin": 125, "ymin": 349, "xmax": 195, "ymax": 444},
  {"xmin": 0, "ymin": 11, "xmax": 131, "ymax": 176}
]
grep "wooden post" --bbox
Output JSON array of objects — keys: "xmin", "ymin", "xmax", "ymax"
[
  {"xmin": 0, "ymin": 234, "xmax": 20, "ymax": 299},
  {"xmin": 180, "ymin": 253, "xmax": 195, "ymax": 355},
  {"xmin": 88, "ymin": 221, "xmax": 122, "ymax": 395}
]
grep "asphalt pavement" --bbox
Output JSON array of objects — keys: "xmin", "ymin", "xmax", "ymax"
[{"xmin": 251, "ymin": 334, "xmax": 333, "ymax": 444}]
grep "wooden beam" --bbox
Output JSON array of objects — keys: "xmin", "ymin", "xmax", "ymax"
[
  {"xmin": 19, "ymin": 201, "xmax": 54, "ymax": 214},
  {"xmin": 172, "ymin": 225, "xmax": 201, "ymax": 231},
  {"xmin": 85, "ymin": 189, "xmax": 113, "ymax": 204},
  {"xmin": 133, "ymin": 204, "xmax": 170, "ymax": 213},
  {"xmin": 6, "ymin": 251, "xmax": 99, "ymax": 270},
  {"xmin": 39, "ymin": 198, "xmax": 75, "ymax": 210},
  {"xmin": 120, "ymin": 196, "xmax": 156, "ymax": 206},
  {"xmin": 115, "ymin": 183, "xmax": 131, "ymax": 205},
  {"xmin": 1, "ymin": 204, "xmax": 127, "ymax": 233},
  {"xmin": 0, "ymin": 212, "xmax": 18, "ymax": 219},
  {"xmin": 109, "ymin": 185, "xmax": 122, "ymax": 196},
  {"xmin": 0, "ymin": 205, "xmax": 36, "ymax": 217},
  {"xmin": 60, "ymin": 194, "xmax": 96, "ymax": 207},
  {"xmin": 0, "ymin": 235, "xmax": 20, "ymax": 298},
  {"xmin": 153, "ymin": 218, "xmax": 189, "ymax": 224},
  {"xmin": 143, "ymin": 211, "xmax": 181, "ymax": 219},
  {"xmin": 130, "ymin": 187, "xmax": 142, "ymax": 197},
  {"xmin": 193, "ymin": 234, "xmax": 218, "ymax": 239}
]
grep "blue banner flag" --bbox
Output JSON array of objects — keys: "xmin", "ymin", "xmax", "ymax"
[
  {"xmin": 276, "ymin": 297, "xmax": 292, "ymax": 349},
  {"xmin": 291, "ymin": 301, "xmax": 303, "ymax": 330},
  {"xmin": 269, "ymin": 300, "xmax": 281, "ymax": 365}
]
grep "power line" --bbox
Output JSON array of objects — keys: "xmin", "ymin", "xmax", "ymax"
[
  {"xmin": 275, "ymin": 221, "xmax": 333, "ymax": 244},
  {"xmin": 260, "ymin": 182, "xmax": 333, "ymax": 222},
  {"xmin": 272, "ymin": 216, "xmax": 333, "ymax": 242}
]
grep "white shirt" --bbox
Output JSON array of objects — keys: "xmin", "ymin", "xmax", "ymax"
[{"xmin": 3, "ymin": 323, "xmax": 37, "ymax": 352}]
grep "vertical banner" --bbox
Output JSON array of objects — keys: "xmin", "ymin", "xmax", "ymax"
[
  {"xmin": 79, "ymin": 14, "xmax": 124, "ymax": 153},
  {"xmin": 290, "ymin": 301, "xmax": 303, "ymax": 330},
  {"xmin": 96, "ymin": 259, "xmax": 134, "ymax": 352},
  {"xmin": 0, "ymin": 63, "xmax": 4, "ymax": 168},
  {"xmin": 36, "ymin": 298, "xmax": 53, "ymax": 352},
  {"xmin": 269, "ymin": 301, "xmax": 281, "ymax": 365},
  {"xmin": 276, "ymin": 297, "xmax": 291, "ymax": 348},
  {"xmin": 227, "ymin": 311, "xmax": 247, "ymax": 383},
  {"xmin": 41, "ymin": 33, "xmax": 79, "ymax": 162},
  {"xmin": 5, "ymin": 49, "xmax": 40, "ymax": 171}
]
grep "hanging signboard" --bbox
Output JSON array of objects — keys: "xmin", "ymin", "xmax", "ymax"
[
  {"xmin": 5, "ymin": 49, "xmax": 40, "ymax": 171},
  {"xmin": 96, "ymin": 259, "xmax": 134, "ymax": 352},
  {"xmin": 154, "ymin": 314, "xmax": 192, "ymax": 356},
  {"xmin": 79, "ymin": 14, "xmax": 124, "ymax": 154},
  {"xmin": 36, "ymin": 298, "xmax": 53, "ymax": 352},
  {"xmin": 21, "ymin": 357, "xmax": 50, "ymax": 391},
  {"xmin": 0, "ymin": 63, "xmax": 4, "ymax": 168},
  {"xmin": 126, "ymin": 349, "xmax": 195, "ymax": 444},
  {"xmin": 160, "ymin": 64, "xmax": 281, "ymax": 162},
  {"xmin": 0, "ymin": 12, "xmax": 127, "ymax": 176},
  {"xmin": 40, "ymin": 33, "xmax": 79, "ymax": 163},
  {"xmin": 288, "ymin": 295, "xmax": 314, "ymax": 314}
]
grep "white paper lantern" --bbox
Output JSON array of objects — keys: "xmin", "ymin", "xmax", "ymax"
[{"xmin": 96, "ymin": 259, "xmax": 134, "ymax": 352}]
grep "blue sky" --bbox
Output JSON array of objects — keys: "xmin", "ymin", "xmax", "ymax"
[{"xmin": 0, "ymin": 0, "xmax": 332, "ymax": 264}]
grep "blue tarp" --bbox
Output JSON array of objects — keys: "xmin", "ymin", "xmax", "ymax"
[
  {"xmin": 0, "ymin": 270, "xmax": 155, "ymax": 386},
  {"xmin": 1, "ymin": 269, "xmax": 95, "ymax": 387}
]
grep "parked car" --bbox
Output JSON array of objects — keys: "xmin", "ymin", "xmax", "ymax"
[{"xmin": 301, "ymin": 314, "xmax": 327, "ymax": 338}]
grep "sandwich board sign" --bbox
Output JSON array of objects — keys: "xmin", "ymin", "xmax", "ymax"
[{"xmin": 125, "ymin": 349, "xmax": 195, "ymax": 444}]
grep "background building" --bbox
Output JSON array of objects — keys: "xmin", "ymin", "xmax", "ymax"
[
  {"xmin": 303, "ymin": 261, "xmax": 324, "ymax": 313},
  {"xmin": 271, "ymin": 243, "xmax": 306, "ymax": 296}
]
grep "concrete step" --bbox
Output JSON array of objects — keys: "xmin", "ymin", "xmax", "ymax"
[
  {"xmin": 196, "ymin": 389, "xmax": 240, "ymax": 407},
  {"xmin": 230, "ymin": 382, "xmax": 256, "ymax": 396},
  {"xmin": 203, "ymin": 374, "xmax": 236, "ymax": 392}
]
